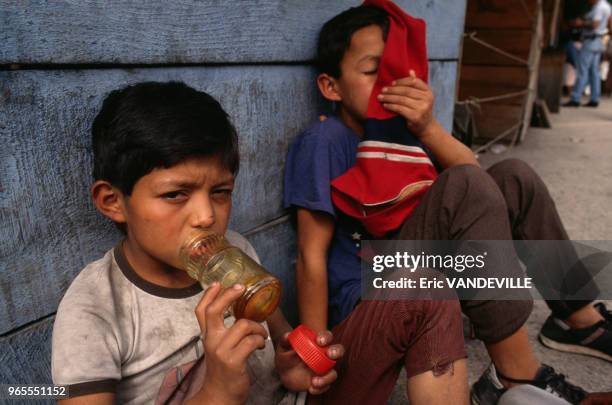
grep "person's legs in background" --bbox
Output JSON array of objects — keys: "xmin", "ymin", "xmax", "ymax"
[
  {"xmin": 567, "ymin": 48, "xmax": 596, "ymax": 105},
  {"xmin": 586, "ymin": 50, "xmax": 602, "ymax": 106}
]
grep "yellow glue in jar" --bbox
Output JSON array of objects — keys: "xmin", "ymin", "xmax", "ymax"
[{"xmin": 179, "ymin": 231, "xmax": 282, "ymax": 322}]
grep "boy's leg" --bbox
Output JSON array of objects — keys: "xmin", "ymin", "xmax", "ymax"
[
  {"xmin": 407, "ymin": 358, "xmax": 469, "ymax": 405},
  {"xmin": 319, "ymin": 299, "xmax": 467, "ymax": 404},
  {"xmin": 392, "ymin": 163, "xmax": 590, "ymax": 402},
  {"xmin": 486, "ymin": 159, "xmax": 600, "ymax": 322},
  {"xmin": 395, "ymin": 164, "xmax": 538, "ymax": 380}
]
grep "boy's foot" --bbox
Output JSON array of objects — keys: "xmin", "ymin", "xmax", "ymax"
[
  {"xmin": 539, "ymin": 303, "xmax": 612, "ymax": 362},
  {"xmin": 583, "ymin": 101, "xmax": 599, "ymax": 107},
  {"xmin": 562, "ymin": 100, "xmax": 580, "ymax": 107},
  {"xmin": 470, "ymin": 363, "xmax": 587, "ymax": 405}
]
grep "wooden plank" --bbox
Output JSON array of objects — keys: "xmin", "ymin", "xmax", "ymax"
[
  {"xmin": 462, "ymin": 30, "xmax": 533, "ymax": 66},
  {"xmin": 0, "ymin": 66, "xmax": 316, "ymax": 334},
  {"xmin": 542, "ymin": 0, "xmax": 561, "ymax": 47},
  {"xmin": 458, "ymin": 65, "xmax": 530, "ymax": 104},
  {"xmin": 0, "ymin": 318, "xmax": 53, "ymax": 388},
  {"xmin": 465, "ymin": 0, "xmax": 538, "ymax": 30},
  {"xmin": 518, "ymin": 2, "xmax": 543, "ymax": 142},
  {"xmin": 471, "ymin": 104, "xmax": 524, "ymax": 141},
  {"xmin": 0, "ymin": 61, "xmax": 460, "ymax": 333},
  {"xmin": 0, "ymin": 0, "xmax": 466, "ymax": 64}
]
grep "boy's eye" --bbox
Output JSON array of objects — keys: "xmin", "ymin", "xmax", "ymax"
[
  {"xmin": 364, "ymin": 69, "xmax": 378, "ymax": 75},
  {"xmin": 212, "ymin": 189, "xmax": 233, "ymax": 201},
  {"xmin": 161, "ymin": 191, "xmax": 187, "ymax": 201}
]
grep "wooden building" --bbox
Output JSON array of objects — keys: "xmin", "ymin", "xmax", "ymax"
[{"xmin": 457, "ymin": 0, "xmax": 545, "ymax": 147}]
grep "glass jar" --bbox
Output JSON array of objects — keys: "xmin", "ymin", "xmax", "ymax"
[{"xmin": 180, "ymin": 231, "xmax": 281, "ymax": 322}]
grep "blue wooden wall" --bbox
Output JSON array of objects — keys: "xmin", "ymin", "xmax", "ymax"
[{"xmin": 0, "ymin": 0, "xmax": 467, "ymax": 392}]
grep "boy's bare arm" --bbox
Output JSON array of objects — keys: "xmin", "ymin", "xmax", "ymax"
[
  {"xmin": 419, "ymin": 119, "xmax": 479, "ymax": 169},
  {"xmin": 378, "ymin": 71, "xmax": 479, "ymax": 169},
  {"xmin": 296, "ymin": 208, "xmax": 335, "ymax": 332},
  {"xmin": 266, "ymin": 308, "xmax": 292, "ymax": 345}
]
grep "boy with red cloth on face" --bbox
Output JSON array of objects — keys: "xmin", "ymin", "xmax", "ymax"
[
  {"xmin": 52, "ymin": 82, "xmax": 343, "ymax": 405},
  {"xmin": 285, "ymin": 1, "xmax": 611, "ymax": 404}
]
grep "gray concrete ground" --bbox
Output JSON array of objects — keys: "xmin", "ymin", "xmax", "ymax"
[{"xmin": 390, "ymin": 97, "xmax": 612, "ymax": 402}]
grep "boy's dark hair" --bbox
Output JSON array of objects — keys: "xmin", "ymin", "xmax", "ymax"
[
  {"xmin": 317, "ymin": 6, "xmax": 390, "ymax": 78},
  {"xmin": 92, "ymin": 81, "xmax": 239, "ymax": 195}
]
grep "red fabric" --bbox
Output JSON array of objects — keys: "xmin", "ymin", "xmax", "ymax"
[
  {"xmin": 331, "ymin": 140, "xmax": 437, "ymax": 236},
  {"xmin": 329, "ymin": 0, "xmax": 435, "ymax": 237},
  {"xmin": 364, "ymin": 0, "xmax": 428, "ymax": 120}
]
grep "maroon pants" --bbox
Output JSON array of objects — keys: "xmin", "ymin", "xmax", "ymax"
[{"xmin": 320, "ymin": 298, "xmax": 466, "ymax": 404}]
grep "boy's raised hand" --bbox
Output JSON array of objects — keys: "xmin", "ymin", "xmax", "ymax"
[
  {"xmin": 377, "ymin": 70, "xmax": 435, "ymax": 137},
  {"xmin": 194, "ymin": 282, "xmax": 268, "ymax": 405},
  {"xmin": 274, "ymin": 330, "xmax": 344, "ymax": 396}
]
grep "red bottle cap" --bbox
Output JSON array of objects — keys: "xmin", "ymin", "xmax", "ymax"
[{"xmin": 287, "ymin": 324, "xmax": 336, "ymax": 376}]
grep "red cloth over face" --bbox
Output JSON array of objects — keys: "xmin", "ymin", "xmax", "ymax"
[
  {"xmin": 330, "ymin": 0, "xmax": 437, "ymax": 237},
  {"xmin": 364, "ymin": 0, "xmax": 429, "ymax": 119}
]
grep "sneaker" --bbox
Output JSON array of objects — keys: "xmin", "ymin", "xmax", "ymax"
[
  {"xmin": 583, "ymin": 101, "xmax": 599, "ymax": 107},
  {"xmin": 470, "ymin": 364, "xmax": 506, "ymax": 405},
  {"xmin": 563, "ymin": 100, "xmax": 580, "ymax": 107},
  {"xmin": 470, "ymin": 363, "xmax": 587, "ymax": 405},
  {"xmin": 539, "ymin": 303, "xmax": 612, "ymax": 362},
  {"xmin": 595, "ymin": 302, "xmax": 612, "ymax": 322}
]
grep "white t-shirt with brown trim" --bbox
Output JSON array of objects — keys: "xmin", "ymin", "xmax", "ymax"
[{"xmin": 52, "ymin": 230, "xmax": 305, "ymax": 405}]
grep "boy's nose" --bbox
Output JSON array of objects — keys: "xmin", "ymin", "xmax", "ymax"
[{"xmin": 190, "ymin": 196, "xmax": 215, "ymax": 229}]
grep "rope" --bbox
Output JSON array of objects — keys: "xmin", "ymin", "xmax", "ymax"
[
  {"xmin": 459, "ymin": 88, "xmax": 535, "ymax": 154},
  {"xmin": 472, "ymin": 122, "xmax": 523, "ymax": 154},
  {"xmin": 456, "ymin": 89, "xmax": 530, "ymax": 106},
  {"xmin": 464, "ymin": 32, "xmax": 530, "ymax": 66}
]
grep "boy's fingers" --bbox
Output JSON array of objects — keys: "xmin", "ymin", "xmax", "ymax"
[
  {"xmin": 204, "ymin": 283, "xmax": 245, "ymax": 329},
  {"xmin": 391, "ymin": 76, "xmax": 429, "ymax": 91},
  {"xmin": 378, "ymin": 94, "xmax": 426, "ymax": 107},
  {"xmin": 277, "ymin": 331, "xmax": 293, "ymax": 351},
  {"xmin": 326, "ymin": 343, "xmax": 344, "ymax": 360},
  {"xmin": 222, "ymin": 318, "xmax": 269, "ymax": 350},
  {"xmin": 383, "ymin": 103, "xmax": 419, "ymax": 122},
  {"xmin": 316, "ymin": 330, "xmax": 333, "ymax": 346},
  {"xmin": 311, "ymin": 369, "xmax": 338, "ymax": 389},
  {"xmin": 195, "ymin": 282, "xmax": 222, "ymax": 334},
  {"xmin": 380, "ymin": 86, "xmax": 427, "ymax": 100},
  {"xmin": 232, "ymin": 334, "xmax": 267, "ymax": 362},
  {"xmin": 383, "ymin": 100, "xmax": 421, "ymax": 115}
]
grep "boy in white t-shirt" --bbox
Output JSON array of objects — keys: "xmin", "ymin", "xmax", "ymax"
[{"xmin": 52, "ymin": 81, "xmax": 343, "ymax": 405}]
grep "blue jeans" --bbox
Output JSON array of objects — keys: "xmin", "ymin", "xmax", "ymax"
[
  {"xmin": 565, "ymin": 41, "xmax": 578, "ymax": 67},
  {"xmin": 571, "ymin": 39, "xmax": 603, "ymax": 103}
]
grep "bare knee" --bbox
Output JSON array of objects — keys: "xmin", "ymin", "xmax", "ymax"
[{"xmin": 407, "ymin": 358, "xmax": 469, "ymax": 405}]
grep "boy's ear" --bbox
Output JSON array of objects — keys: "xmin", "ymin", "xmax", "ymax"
[
  {"xmin": 317, "ymin": 73, "xmax": 342, "ymax": 102},
  {"xmin": 91, "ymin": 180, "xmax": 127, "ymax": 224}
]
